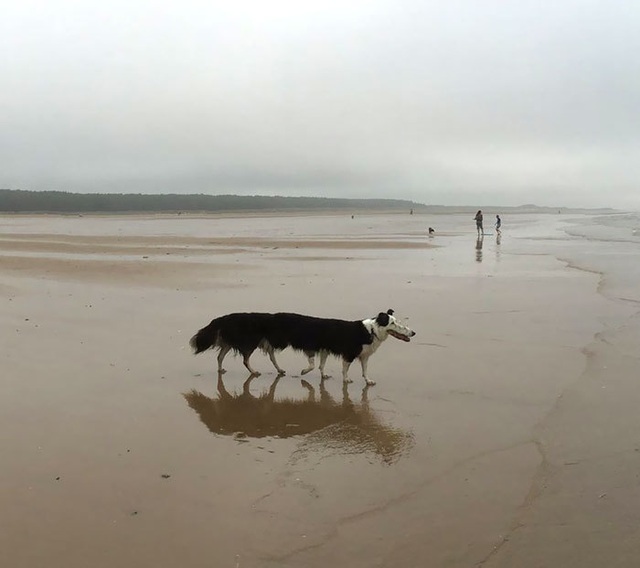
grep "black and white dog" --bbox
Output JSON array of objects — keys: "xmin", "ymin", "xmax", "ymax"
[{"xmin": 190, "ymin": 309, "xmax": 415, "ymax": 385}]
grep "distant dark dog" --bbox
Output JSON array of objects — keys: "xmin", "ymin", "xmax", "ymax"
[
  {"xmin": 428, "ymin": 227, "xmax": 435, "ymax": 235},
  {"xmin": 190, "ymin": 309, "xmax": 415, "ymax": 385}
]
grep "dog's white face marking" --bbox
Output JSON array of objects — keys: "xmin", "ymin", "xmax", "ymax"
[
  {"xmin": 370, "ymin": 314, "xmax": 415, "ymax": 342},
  {"xmin": 385, "ymin": 315, "xmax": 415, "ymax": 342},
  {"xmin": 363, "ymin": 313, "xmax": 416, "ymax": 346}
]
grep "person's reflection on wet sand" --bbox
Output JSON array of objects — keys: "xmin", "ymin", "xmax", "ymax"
[
  {"xmin": 183, "ymin": 373, "xmax": 413, "ymax": 464},
  {"xmin": 475, "ymin": 235, "xmax": 484, "ymax": 262}
]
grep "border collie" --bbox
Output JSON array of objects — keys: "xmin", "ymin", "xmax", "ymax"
[{"xmin": 189, "ymin": 309, "xmax": 415, "ymax": 385}]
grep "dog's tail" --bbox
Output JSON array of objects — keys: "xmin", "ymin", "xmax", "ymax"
[{"xmin": 190, "ymin": 319, "xmax": 220, "ymax": 354}]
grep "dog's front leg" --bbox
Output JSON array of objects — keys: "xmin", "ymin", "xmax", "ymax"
[
  {"xmin": 319, "ymin": 351, "xmax": 331, "ymax": 379},
  {"xmin": 342, "ymin": 360, "xmax": 353, "ymax": 383},
  {"xmin": 359, "ymin": 355, "xmax": 375, "ymax": 386},
  {"xmin": 242, "ymin": 352, "xmax": 260, "ymax": 376}
]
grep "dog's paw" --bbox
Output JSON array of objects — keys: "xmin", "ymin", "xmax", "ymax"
[
  {"xmin": 321, "ymin": 374, "xmax": 332, "ymax": 380},
  {"xmin": 343, "ymin": 378, "xmax": 353, "ymax": 384},
  {"xmin": 277, "ymin": 370, "xmax": 286, "ymax": 376},
  {"xmin": 218, "ymin": 368, "xmax": 227, "ymax": 374},
  {"xmin": 300, "ymin": 368, "xmax": 312, "ymax": 375},
  {"xmin": 365, "ymin": 379, "xmax": 376, "ymax": 386}
]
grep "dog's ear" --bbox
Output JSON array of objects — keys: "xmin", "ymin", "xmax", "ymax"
[
  {"xmin": 386, "ymin": 309, "xmax": 394, "ymax": 316},
  {"xmin": 376, "ymin": 312, "xmax": 390, "ymax": 326}
]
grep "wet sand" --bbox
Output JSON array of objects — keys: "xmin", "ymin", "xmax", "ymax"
[{"xmin": 1, "ymin": 212, "xmax": 639, "ymax": 567}]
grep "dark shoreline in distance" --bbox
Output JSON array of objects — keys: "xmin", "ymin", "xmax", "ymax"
[{"xmin": 0, "ymin": 189, "xmax": 617, "ymax": 215}]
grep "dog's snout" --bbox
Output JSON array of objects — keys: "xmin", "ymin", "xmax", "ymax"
[{"xmin": 410, "ymin": 330, "xmax": 416, "ymax": 337}]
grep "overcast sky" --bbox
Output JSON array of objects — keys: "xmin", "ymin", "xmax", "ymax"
[{"xmin": 2, "ymin": 1, "xmax": 639, "ymax": 208}]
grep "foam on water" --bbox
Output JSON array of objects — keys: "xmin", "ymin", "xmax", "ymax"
[
  {"xmin": 556, "ymin": 213, "xmax": 640, "ymax": 304},
  {"xmin": 564, "ymin": 212, "xmax": 640, "ymax": 245}
]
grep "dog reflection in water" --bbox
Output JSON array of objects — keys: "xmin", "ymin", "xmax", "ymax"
[{"xmin": 183, "ymin": 373, "xmax": 413, "ymax": 464}]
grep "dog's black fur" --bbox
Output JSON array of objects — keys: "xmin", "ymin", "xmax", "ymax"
[
  {"xmin": 191, "ymin": 312, "xmax": 375, "ymax": 365},
  {"xmin": 269, "ymin": 313, "xmax": 375, "ymax": 363},
  {"xmin": 190, "ymin": 312, "xmax": 275, "ymax": 357}
]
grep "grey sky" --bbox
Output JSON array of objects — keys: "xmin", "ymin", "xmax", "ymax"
[{"xmin": 2, "ymin": 0, "xmax": 639, "ymax": 208}]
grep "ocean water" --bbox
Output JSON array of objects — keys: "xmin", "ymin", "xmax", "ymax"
[
  {"xmin": 565, "ymin": 212, "xmax": 640, "ymax": 244},
  {"xmin": 558, "ymin": 213, "xmax": 640, "ymax": 304}
]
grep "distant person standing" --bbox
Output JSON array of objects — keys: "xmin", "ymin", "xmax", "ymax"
[
  {"xmin": 474, "ymin": 210, "xmax": 484, "ymax": 235},
  {"xmin": 495, "ymin": 215, "xmax": 502, "ymax": 235}
]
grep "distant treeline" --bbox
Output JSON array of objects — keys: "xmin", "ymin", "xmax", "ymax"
[{"xmin": 0, "ymin": 189, "xmax": 422, "ymax": 213}]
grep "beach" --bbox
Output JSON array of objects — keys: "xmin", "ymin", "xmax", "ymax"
[{"xmin": 1, "ymin": 211, "xmax": 639, "ymax": 567}]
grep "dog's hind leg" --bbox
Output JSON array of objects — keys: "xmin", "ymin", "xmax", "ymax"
[
  {"xmin": 319, "ymin": 351, "xmax": 331, "ymax": 379},
  {"xmin": 359, "ymin": 355, "xmax": 375, "ymax": 386},
  {"xmin": 217, "ymin": 345, "xmax": 231, "ymax": 374},
  {"xmin": 267, "ymin": 348, "xmax": 286, "ymax": 375},
  {"xmin": 342, "ymin": 359, "xmax": 353, "ymax": 383},
  {"xmin": 260, "ymin": 340, "xmax": 285, "ymax": 375},
  {"xmin": 301, "ymin": 351, "xmax": 316, "ymax": 375},
  {"xmin": 242, "ymin": 350, "xmax": 260, "ymax": 376}
]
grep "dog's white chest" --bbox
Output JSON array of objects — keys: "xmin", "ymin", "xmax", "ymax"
[{"xmin": 360, "ymin": 339, "xmax": 381, "ymax": 358}]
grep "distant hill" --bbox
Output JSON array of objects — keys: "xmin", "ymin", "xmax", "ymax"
[
  {"xmin": 0, "ymin": 189, "xmax": 616, "ymax": 215},
  {"xmin": 0, "ymin": 189, "xmax": 422, "ymax": 213}
]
